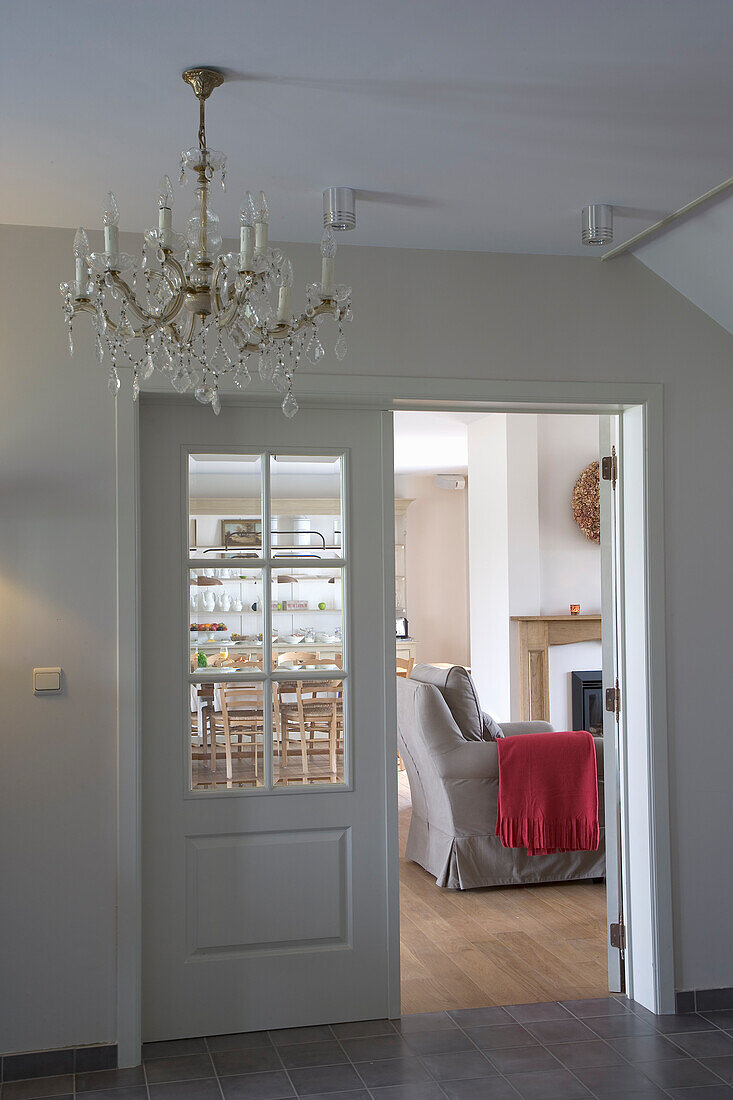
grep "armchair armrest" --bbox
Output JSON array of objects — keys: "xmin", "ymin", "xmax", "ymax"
[
  {"xmin": 498, "ymin": 721, "xmax": 554, "ymax": 737},
  {"xmin": 433, "ymin": 740, "xmax": 499, "ymax": 781}
]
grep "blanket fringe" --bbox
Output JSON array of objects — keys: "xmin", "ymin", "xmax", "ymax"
[{"xmin": 497, "ymin": 815, "xmax": 600, "ymax": 856}]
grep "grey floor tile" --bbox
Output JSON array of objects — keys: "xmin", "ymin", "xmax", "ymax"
[
  {"xmin": 608, "ymin": 1033, "xmax": 689, "ymax": 1062},
  {"xmin": 546, "ymin": 1040, "xmax": 624, "ymax": 1070},
  {"xmin": 294, "ymin": 1094, "xmax": 369, "ymax": 1100},
  {"xmin": 562, "ymin": 998, "xmax": 632, "ymax": 1018},
  {"xmin": 670, "ymin": 1032, "xmax": 733, "ymax": 1058},
  {"xmin": 293, "ymin": 1094, "xmax": 368, "ymax": 1100},
  {"xmin": 144, "ymin": 1053, "xmax": 216, "ymax": 1083},
  {"xmin": 653, "ymin": 1016, "xmax": 718, "ymax": 1035},
  {"xmin": 330, "ymin": 1021, "xmax": 396, "ymax": 1040},
  {"xmin": 447, "ymin": 1008, "xmax": 512, "ymax": 1029},
  {"xmin": 147, "ymin": 1082, "xmax": 222, "ymax": 1100},
  {"xmin": 395, "ymin": 1015, "xmax": 458, "ymax": 1034},
  {"xmin": 218, "ymin": 1070, "xmax": 296, "ymax": 1099},
  {"xmin": 278, "ymin": 1042, "xmax": 348, "ymax": 1070},
  {"xmin": 352, "ymin": 1058, "xmax": 431, "ymax": 1088},
  {"xmin": 667, "ymin": 1087, "xmax": 733, "ymax": 1099},
  {"xmin": 641, "ymin": 1059, "xmax": 722, "ymax": 1088},
  {"xmin": 208, "ymin": 1032, "xmax": 274, "ymax": 1052},
  {"xmin": 289, "ymin": 1064, "xmax": 364, "ymax": 1095},
  {"xmin": 401, "ymin": 1031, "xmax": 474, "ymax": 1056},
  {"xmin": 418, "ymin": 1051, "xmax": 496, "ymax": 1082},
  {"xmin": 368, "ymin": 1086, "xmax": 447, "ymax": 1100},
  {"xmin": 76, "ymin": 1066, "xmax": 146, "ymax": 1092},
  {"xmin": 0, "ymin": 1076, "xmax": 75, "ymax": 1099},
  {"xmin": 143, "ymin": 1039, "xmax": 207, "ymax": 1060},
  {"xmin": 270, "ymin": 1027, "xmax": 335, "ymax": 1047},
  {"xmin": 545, "ymin": 1042, "xmax": 620, "ymax": 1069},
  {"xmin": 524, "ymin": 1018, "xmax": 597, "ymax": 1044},
  {"xmin": 503, "ymin": 1003, "xmax": 571, "ymax": 1024},
  {"xmin": 212, "ymin": 1049, "xmax": 283, "ymax": 1076},
  {"xmin": 487, "ymin": 1045, "xmax": 561, "ymax": 1075},
  {"xmin": 82, "ymin": 1090, "xmax": 149, "ymax": 1100},
  {"xmin": 508, "ymin": 1067, "xmax": 590, "ymax": 1099},
  {"xmin": 700, "ymin": 1057, "xmax": 733, "ymax": 1085},
  {"xmin": 587, "ymin": 1015, "xmax": 658, "ymax": 1039},
  {"xmin": 339, "ymin": 1036, "xmax": 410, "ymax": 1062},
  {"xmin": 463, "ymin": 1025, "xmax": 538, "ymax": 1052},
  {"xmin": 575, "ymin": 1063, "xmax": 668, "ymax": 1096},
  {"xmin": 440, "ymin": 1080, "xmax": 521, "ymax": 1100},
  {"xmin": 702, "ymin": 1013, "xmax": 733, "ymax": 1031}
]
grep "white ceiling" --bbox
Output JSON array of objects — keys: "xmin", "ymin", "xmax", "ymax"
[
  {"xmin": 394, "ymin": 411, "xmax": 481, "ymax": 474},
  {"xmin": 5, "ymin": 0, "xmax": 733, "ymax": 255}
]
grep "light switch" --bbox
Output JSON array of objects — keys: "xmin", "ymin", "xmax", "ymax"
[{"xmin": 34, "ymin": 667, "xmax": 62, "ymax": 694}]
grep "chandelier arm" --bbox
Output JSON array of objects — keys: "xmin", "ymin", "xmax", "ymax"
[{"xmin": 107, "ymin": 271, "xmax": 187, "ymax": 329}]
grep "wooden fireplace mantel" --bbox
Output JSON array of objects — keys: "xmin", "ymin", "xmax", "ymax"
[{"xmin": 510, "ymin": 615, "xmax": 602, "ymax": 723}]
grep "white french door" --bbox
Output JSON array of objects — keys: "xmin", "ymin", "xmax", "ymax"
[{"xmin": 140, "ymin": 398, "xmax": 395, "ymax": 1040}]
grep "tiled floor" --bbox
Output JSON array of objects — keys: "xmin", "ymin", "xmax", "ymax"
[{"xmin": 5, "ymin": 999, "xmax": 733, "ymax": 1099}]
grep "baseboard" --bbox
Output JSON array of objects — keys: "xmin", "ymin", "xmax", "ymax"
[
  {"xmin": 1, "ymin": 1043, "xmax": 117, "ymax": 1083},
  {"xmin": 676, "ymin": 987, "xmax": 733, "ymax": 1013}
]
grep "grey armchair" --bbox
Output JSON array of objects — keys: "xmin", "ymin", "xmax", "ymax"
[{"xmin": 397, "ymin": 665, "xmax": 605, "ymax": 889}]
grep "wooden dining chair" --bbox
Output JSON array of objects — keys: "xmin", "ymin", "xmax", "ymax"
[
  {"xmin": 218, "ymin": 681, "xmax": 265, "ymax": 782},
  {"xmin": 277, "ymin": 678, "xmax": 343, "ymax": 778},
  {"xmin": 191, "ymin": 683, "xmax": 218, "ymax": 774},
  {"xmin": 277, "ymin": 651, "xmax": 318, "ymax": 666}
]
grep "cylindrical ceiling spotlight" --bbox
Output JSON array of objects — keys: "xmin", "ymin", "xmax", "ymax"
[
  {"xmin": 582, "ymin": 204, "xmax": 613, "ymax": 245},
  {"xmin": 323, "ymin": 187, "xmax": 356, "ymax": 231}
]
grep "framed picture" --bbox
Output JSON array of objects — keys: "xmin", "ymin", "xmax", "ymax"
[{"xmin": 221, "ymin": 519, "xmax": 262, "ymax": 549}]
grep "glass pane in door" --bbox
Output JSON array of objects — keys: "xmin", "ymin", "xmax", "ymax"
[
  {"xmin": 270, "ymin": 454, "xmax": 343, "ymax": 556},
  {"xmin": 271, "ymin": 568, "xmax": 343, "ymax": 668},
  {"xmin": 189, "ymin": 453, "xmax": 263, "ymax": 557},
  {"xmin": 189, "ymin": 568, "xmax": 263, "ymax": 670},
  {"xmin": 273, "ymin": 677, "xmax": 345, "ymax": 787},
  {"xmin": 190, "ymin": 679, "xmax": 266, "ymax": 791}
]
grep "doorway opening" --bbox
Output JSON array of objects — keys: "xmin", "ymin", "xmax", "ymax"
[{"xmin": 393, "ymin": 409, "xmax": 620, "ymax": 1013}]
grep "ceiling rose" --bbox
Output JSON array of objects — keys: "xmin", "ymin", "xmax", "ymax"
[{"xmin": 60, "ymin": 68, "xmax": 352, "ymax": 417}]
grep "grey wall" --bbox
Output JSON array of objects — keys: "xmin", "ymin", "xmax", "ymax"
[
  {"xmin": 0, "ymin": 226, "xmax": 118, "ymax": 1053},
  {"xmin": 2, "ymin": 222, "xmax": 732, "ymax": 1053}
]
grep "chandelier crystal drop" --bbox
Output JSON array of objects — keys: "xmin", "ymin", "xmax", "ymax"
[{"xmin": 60, "ymin": 68, "xmax": 352, "ymax": 416}]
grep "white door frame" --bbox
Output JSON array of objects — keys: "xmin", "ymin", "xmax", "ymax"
[{"xmin": 116, "ymin": 375, "xmax": 674, "ymax": 1067}]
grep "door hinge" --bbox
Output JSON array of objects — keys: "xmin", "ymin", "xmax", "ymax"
[
  {"xmin": 602, "ymin": 446, "xmax": 618, "ymax": 489},
  {"xmin": 605, "ymin": 679, "xmax": 620, "ymax": 722},
  {"xmin": 610, "ymin": 921, "xmax": 626, "ymax": 951}
]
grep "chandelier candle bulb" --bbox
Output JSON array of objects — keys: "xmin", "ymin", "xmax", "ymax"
[
  {"xmin": 157, "ymin": 175, "xmax": 174, "ymax": 248},
  {"xmin": 255, "ymin": 190, "xmax": 269, "ymax": 254},
  {"xmin": 239, "ymin": 191, "xmax": 256, "ymax": 269},
  {"xmin": 277, "ymin": 285, "xmax": 291, "ymax": 322},
  {"xmin": 102, "ymin": 192, "xmax": 120, "ymax": 266},
  {"xmin": 73, "ymin": 227, "xmax": 89, "ymax": 298},
  {"xmin": 321, "ymin": 228, "xmax": 337, "ymax": 296}
]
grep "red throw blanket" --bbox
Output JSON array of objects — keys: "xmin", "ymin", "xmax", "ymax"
[{"xmin": 495, "ymin": 731, "xmax": 599, "ymax": 856}]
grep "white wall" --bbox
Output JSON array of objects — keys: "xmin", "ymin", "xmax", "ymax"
[
  {"xmin": 537, "ymin": 414, "xmax": 603, "ymax": 729},
  {"xmin": 2, "ymin": 223, "xmax": 733, "ymax": 1052},
  {"xmin": 468, "ymin": 413, "xmax": 602, "ymax": 727},
  {"xmin": 395, "ymin": 474, "xmax": 469, "ymax": 667},
  {"xmin": 467, "ymin": 416, "xmax": 511, "ymax": 718}
]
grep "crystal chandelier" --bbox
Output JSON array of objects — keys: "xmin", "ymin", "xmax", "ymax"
[{"xmin": 60, "ymin": 68, "xmax": 352, "ymax": 417}]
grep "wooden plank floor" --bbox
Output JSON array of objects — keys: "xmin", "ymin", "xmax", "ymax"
[{"xmin": 398, "ymin": 772, "xmax": 609, "ymax": 1014}]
